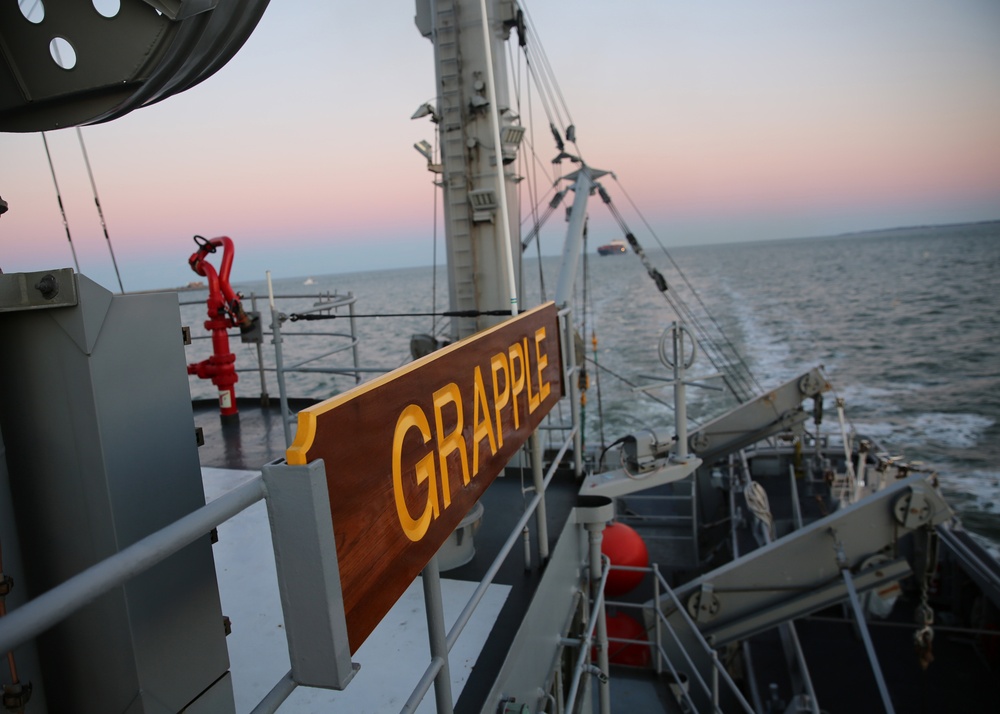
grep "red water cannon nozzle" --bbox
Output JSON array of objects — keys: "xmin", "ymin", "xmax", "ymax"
[{"xmin": 186, "ymin": 235, "xmax": 249, "ymax": 419}]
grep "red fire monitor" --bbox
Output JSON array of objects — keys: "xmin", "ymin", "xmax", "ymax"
[{"xmin": 186, "ymin": 235, "xmax": 253, "ymax": 419}]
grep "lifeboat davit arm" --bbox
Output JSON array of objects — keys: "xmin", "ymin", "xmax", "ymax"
[{"xmin": 686, "ymin": 367, "xmax": 831, "ymax": 463}]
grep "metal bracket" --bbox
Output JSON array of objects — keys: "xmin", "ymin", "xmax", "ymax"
[
  {"xmin": 798, "ymin": 371, "xmax": 825, "ymax": 397},
  {"xmin": 0, "ymin": 269, "xmax": 78, "ymax": 312},
  {"xmin": 261, "ymin": 458, "xmax": 358, "ymax": 690},
  {"xmin": 894, "ymin": 486, "xmax": 931, "ymax": 529},
  {"xmin": 239, "ymin": 311, "xmax": 263, "ymax": 344},
  {"xmin": 688, "ymin": 582, "xmax": 721, "ymax": 623},
  {"xmin": 2, "ymin": 681, "xmax": 33, "ymax": 711},
  {"xmin": 498, "ymin": 698, "xmax": 531, "ymax": 714}
]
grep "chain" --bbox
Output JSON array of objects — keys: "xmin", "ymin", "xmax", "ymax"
[{"xmin": 913, "ymin": 526, "xmax": 939, "ymax": 670}]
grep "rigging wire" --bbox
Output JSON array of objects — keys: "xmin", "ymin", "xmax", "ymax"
[
  {"xmin": 591, "ymin": 181, "xmax": 759, "ymax": 402},
  {"xmin": 579, "ymin": 219, "xmax": 589, "ymax": 449},
  {"xmin": 509, "ymin": 19, "xmax": 580, "ymax": 445},
  {"xmin": 510, "ymin": 5, "xmax": 760, "ymax": 439},
  {"xmin": 429, "ymin": 129, "xmax": 440, "ymax": 335},
  {"xmin": 515, "ymin": 41, "xmax": 541, "ymax": 297},
  {"xmin": 518, "ymin": 181, "xmax": 558, "ymax": 230},
  {"xmin": 528, "ymin": 128, "xmax": 549, "ymax": 300},
  {"xmin": 509, "ymin": 36, "xmax": 529, "ymax": 308},
  {"xmin": 520, "ymin": 47, "xmax": 562, "ymax": 140},
  {"xmin": 580, "ymin": 224, "xmax": 608, "ymax": 449},
  {"xmin": 516, "ymin": 4, "xmax": 760, "ymax": 405},
  {"xmin": 586, "ymin": 357, "xmax": 672, "ymax": 411},
  {"xmin": 520, "ymin": 188, "xmax": 563, "ymax": 253},
  {"xmin": 76, "ymin": 127, "xmax": 124, "ymax": 293},
  {"xmin": 288, "ymin": 308, "xmax": 516, "ymax": 322},
  {"xmin": 520, "ymin": 3, "xmax": 574, "ymax": 136},
  {"xmin": 41, "ymin": 132, "xmax": 81, "ymax": 273},
  {"xmin": 580, "ymin": 220, "xmax": 604, "ymax": 449},
  {"xmin": 589, "ymin": 326, "xmax": 607, "ymax": 450},
  {"xmin": 519, "ymin": 134, "xmax": 560, "ymax": 191},
  {"xmin": 610, "ymin": 175, "xmax": 764, "ymax": 398},
  {"xmin": 531, "ymin": 189, "xmax": 547, "ymax": 300},
  {"xmin": 506, "ymin": 19, "xmax": 552, "ymax": 302},
  {"xmin": 516, "ymin": 14, "xmax": 570, "ymax": 155}
]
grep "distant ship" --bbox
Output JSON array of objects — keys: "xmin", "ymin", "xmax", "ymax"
[{"xmin": 597, "ymin": 238, "xmax": 627, "ymax": 255}]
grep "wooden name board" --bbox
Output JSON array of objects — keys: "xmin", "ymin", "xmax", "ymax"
[{"xmin": 286, "ymin": 302, "xmax": 563, "ymax": 653}]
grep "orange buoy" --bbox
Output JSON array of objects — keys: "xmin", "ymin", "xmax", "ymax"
[
  {"xmin": 601, "ymin": 522, "xmax": 649, "ymax": 596},
  {"xmin": 605, "ymin": 611, "xmax": 651, "ymax": 667}
]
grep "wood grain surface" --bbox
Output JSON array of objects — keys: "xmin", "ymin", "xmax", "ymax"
[{"xmin": 286, "ymin": 303, "xmax": 564, "ymax": 652}]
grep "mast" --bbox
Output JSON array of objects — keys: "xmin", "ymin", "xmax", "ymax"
[
  {"xmin": 416, "ymin": 0, "xmax": 525, "ymax": 340},
  {"xmin": 553, "ymin": 164, "xmax": 607, "ymax": 307}
]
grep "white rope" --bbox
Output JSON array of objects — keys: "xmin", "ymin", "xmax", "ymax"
[
  {"xmin": 835, "ymin": 397, "xmax": 859, "ymax": 503},
  {"xmin": 744, "ymin": 480, "xmax": 775, "ymax": 542}
]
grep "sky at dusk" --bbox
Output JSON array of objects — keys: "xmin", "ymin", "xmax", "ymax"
[{"xmin": 2, "ymin": 0, "xmax": 998, "ymax": 292}]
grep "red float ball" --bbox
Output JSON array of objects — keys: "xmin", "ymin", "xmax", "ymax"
[
  {"xmin": 601, "ymin": 521, "xmax": 649, "ymax": 597},
  {"xmin": 605, "ymin": 611, "xmax": 651, "ymax": 667}
]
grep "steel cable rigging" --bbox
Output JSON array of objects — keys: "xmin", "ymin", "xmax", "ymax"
[
  {"xmin": 596, "ymin": 184, "xmax": 760, "ymax": 404},
  {"xmin": 509, "ymin": 1, "xmax": 763, "ymax": 410},
  {"xmin": 608, "ymin": 175, "xmax": 764, "ymax": 401},
  {"xmin": 39, "ymin": 129, "xmax": 127, "ymax": 293}
]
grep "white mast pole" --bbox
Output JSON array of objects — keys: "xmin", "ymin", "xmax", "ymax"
[
  {"xmin": 554, "ymin": 169, "xmax": 592, "ymax": 307},
  {"xmin": 478, "ymin": 0, "xmax": 518, "ymax": 317}
]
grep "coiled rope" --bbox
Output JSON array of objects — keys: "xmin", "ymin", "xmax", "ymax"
[{"xmin": 744, "ymin": 481, "xmax": 775, "ymax": 542}]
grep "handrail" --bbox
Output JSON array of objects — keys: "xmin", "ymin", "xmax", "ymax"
[
  {"xmin": 281, "ymin": 340, "xmax": 362, "ymax": 372},
  {"xmin": 558, "ymin": 305, "xmax": 584, "ymax": 478},
  {"xmin": 599, "ymin": 562, "xmax": 755, "ymax": 713},
  {"xmin": 199, "ymin": 298, "xmax": 585, "ymax": 712},
  {"xmin": 4, "ymin": 292, "xmax": 589, "ymax": 712},
  {"xmin": 394, "ymin": 424, "xmax": 577, "ymax": 714},
  {"xmin": 0, "ymin": 476, "xmax": 267, "ymax": 654},
  {"xmin": 249, "ymin": 670, "xmax": 297, "ymax": 714},
  {"xmin": 446, "ymin": 425, "xmax": 576, "ymax": 652},
  {"xmin": 563, "ymin": 554, "xmax": 612, "ymax": 713},
  {"xmin": 177, "ymin": 291, "xmax": 358, "ymax": 309},
  {"xmin": 399, "ymin": 656, "xmax": 447, "ymax": 714},
  {"xmin": 653, "ymin": 564, "xmax": 755, "ymax": 713},
  {"xmin": 182, "ymin": 288, "xmax": 372, "ymax": 406}
]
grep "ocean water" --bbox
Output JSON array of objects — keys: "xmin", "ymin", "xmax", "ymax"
[{"xmin": 182, "ymin": 221, "xmax": 1000, "ymax": 547}]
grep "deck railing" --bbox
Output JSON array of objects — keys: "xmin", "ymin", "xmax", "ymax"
[
  {"xmin": 0, "ymin": 476, "xmax": 267, "ymax": 656},
  {"xmin": 182, "ymin": 284, "xmax": 391, "ymax": 447},
  {"xmin": 181, "ymin": 286, "xmax": 364, "ymax": 373},
  {"xmin": 0, "ymin": 424, "xmax": 582, "ymax": 714},
  {"xmin": 182, "ymin": 292, "xmax": 584, "ymax": 464},
  {"xmin": 400, "ymin": 424, "xmax": 579, "ymax": 714},
  {"xmin": 604, "ymin": 562, "xmax": 755, "ymax": 714},
  {"xmin": 3, "ymin": 302, "xmax": 589, "ymax": 713}
]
